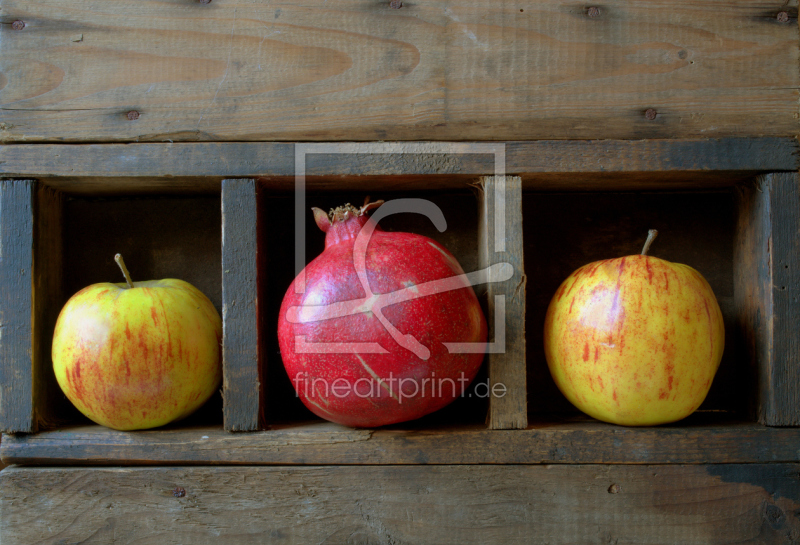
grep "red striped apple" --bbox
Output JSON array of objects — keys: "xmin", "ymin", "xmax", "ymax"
[
  {"xmin": 544, "ymin": 230, "xmax": 724, "ymax": 426},
  {"xmin": 52, "ymin": 254, "xmax": 222, "ymax": 430}
]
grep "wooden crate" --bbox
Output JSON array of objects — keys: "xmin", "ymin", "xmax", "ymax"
[
  {"xmin": 0, "ymin": 140, "xmax": 799, "ymax": 544},
  {"xmin": 2, "ymin": 0, "xmax": 800, "ymax": 540}
]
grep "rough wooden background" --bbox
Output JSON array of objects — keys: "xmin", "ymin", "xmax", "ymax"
[
  {"xmin": 1, "ymin": 0, "xmax": 797, "ymax": 142},
  {"xmin": 2, "ymin": 464, "xmax": 798, "ymax": 544}
]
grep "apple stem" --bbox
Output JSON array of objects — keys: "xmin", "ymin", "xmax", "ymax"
[
  {"xmin": 641, "ymin": 229, "xmax": 659, "ymax": 256},
  {"xmin": 114, "ymin": 254, "xmax": 135, "ymax": 289}
]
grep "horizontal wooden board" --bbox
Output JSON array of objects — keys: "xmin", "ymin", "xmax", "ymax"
[
  {"xmin": 3, "ymin": 417, "xmax": 800, "ymax": 465},
  {"xmin": 1, "ymin": 464, "xmax": 798, "ymax": 544},
  {"xmin": 0, "ymin": 138, "xmax": 795, "ymax": 194},
  {"xmin": 0, "ymin": 0, "xmax": 797, "ymax": 142}
]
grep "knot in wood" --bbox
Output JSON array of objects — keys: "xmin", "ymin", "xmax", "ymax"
[
  {"xmin": 777, "ymin": 11, "xmax": 790, "ymax": 23},
  {"xmin": 586, "ymin": 7, "xmax": 601, "ymax": 18},
  {"xmin": 389, "ymin": 0, "xmax": 403, "ymax": 8},
  {"xmin": 644, "ymin": 108, "xmax": 657, "ymax": 121},
  {"xmin": 11, "ymin": 20, "xmax": 26, "ymax": 30},
  {"xmin": 126, "ymin": 110, "xmax": 140, "ymax": 121},
  {"xmin": 173, "ymin": 487, "xmax": 186, "ymax": 498},
  {"xmin": 764, "ymin": 504, "xmax": 785, "ymax": 527}
]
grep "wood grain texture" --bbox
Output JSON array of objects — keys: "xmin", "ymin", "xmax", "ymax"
[
  {"xmin": 4, "ymin": 417, "xmax": 800, "ymax": 465},
  {"xmin": 0, "ymin": 181, "xmax": 35, "ymax": 433},
  {"xmin": 0, "ymin": 139, "xmax": 796, "ymax": 195},
  {"xmin": 0, "ymin": 1, "xmax": 797, "ymax": 142},
  {"xmin": 769, "ymin": 173, "xmax": 800, "ymax": 426},
  {"xmin": 2, "ymin": 464, "xmax": 799, "ymax": 544},
  {"xmin": 734, "ymin": 179, "xmax": 770, "ymax": 424},
  {"xmin": 479, "ymin": 176, "xmax": 526, "ymax": 429},
  {"xmin": 735, "ymin": 173, "xmax": 800, "ymax": 427},
  {"xmin": 221, "ymin": 179, "xmax": 264, "ymax": 431},
  {"xmin": 31, "ymin": 185, "xmax": 65, "ymax": 430}
]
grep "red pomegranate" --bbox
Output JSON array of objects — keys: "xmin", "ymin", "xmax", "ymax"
[{"xmin": 278, "ymin": 198, "xmax": 487, "ymax": 427}]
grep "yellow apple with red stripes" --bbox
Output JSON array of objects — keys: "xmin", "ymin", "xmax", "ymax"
[
  {"xmin": 52, "ymin": 255, "xmax": 222, "ymax": 431},
  {"xmin": 543, "ymin": 230, "xmax": 724, "ymax": 426}
]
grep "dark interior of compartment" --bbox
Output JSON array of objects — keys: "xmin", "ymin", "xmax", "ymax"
[
  {"xmin": 61, "ymin": 195, "xmax": 223, "ymax": 426},
  {"xmin": 523, "ymin": 190, "xmax": 743, "ymax": 418},
  {"xmin": 263, "ymin": 190, "xmax": 486, "ymax": 425}
]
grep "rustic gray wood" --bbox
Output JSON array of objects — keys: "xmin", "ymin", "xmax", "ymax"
[
  {"xmin": 0, "ymin": 181, "xmax": 35, "ymax": 433},
  {"xmin": 735, "ymin": 173, "xmax": 800, "ymax": 426},
  {"xmin": 1, "ymin": 0, "xmax": 797, "ymax": 143},
  {"xmin": 0, "ymin": 139, "xmax": 796, "ymax": 194},
  {"xmin": 8, "ymin": 416, "xmax": 797, "ymax": 466},
  {"xmin": 478, "ymin": 176, "xmax": 527, "ymax": 429},
  {"xmin": 1, "ymin": 464, "xmax": 798, "ymax": 544},
  {"xmin": 221, "ymin": 179, "xmax": 265, "ymax": 431},
  {"xmin": 769, "ymin": 173, "xmax": 800, "ymax": 426}
]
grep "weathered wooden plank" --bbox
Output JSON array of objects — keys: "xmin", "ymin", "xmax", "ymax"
[
  {"xmin": 735, "ymin": 175, "xmax": 772, "ymax": 423},
  {"xmin": 0, "ymin": 180, "xmax": 35, "ymax": 433},
  {"xmin": 31, "ymin": 184, "xmax": 65, "ymax": 430},
  {"xmin": 1, "ymin": 464, "xmax": 798, "ymax": 544},
  {"xmin": 4, "ymin": 418, "xmax": 800, "ymax": 465},
  {"xmin": 479, "ymin": 176, "xmax": 526, "ymax": 429},
  {"xmin": 0, "ymin": 139, "xmax": 796, "ymax": 194},
  {"xmin": 1, "ymin": 0, "xmax": 797, "ymax": 142},
  {"xmin": 770, "ymin": 173, "xmax": 800, "ymax": 426},
  {"xmin": 735, "ymin": 173, "xmax": 800, "ymax": 427},
  {"xmin": 221, "ymin": 179, "xmax": 264, "ymax": 431}
]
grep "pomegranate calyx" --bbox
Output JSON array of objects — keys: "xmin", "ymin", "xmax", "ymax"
[
  {"xmin": 360, "ymin": 199, "xmax": 384, "ymax": 215},
  {"xmin": 326, "ymin": 199, "xmax": 385, "ymax": 224},
  {"xmin": 328, "ymin": 203, "xmax": 362, "ymax": 224}
]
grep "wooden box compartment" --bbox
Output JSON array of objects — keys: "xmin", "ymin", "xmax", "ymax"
[
  {"xmin": 0, "ymin": 189, "xmax": 224, "ymax": 431},
  {"xmin": 257, "ymin": 190, "xmax": 488, "ymax": 429},
  {"xmin": 524, "ymin": 190, "xmax": 742, "ymax": 418},
  {"xmin": 1, "ymin": 139, "xmax": 799, "ymax": 467}
]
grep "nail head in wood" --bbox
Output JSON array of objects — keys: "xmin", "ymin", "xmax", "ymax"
[
  {"xmin": 173, "ymin": 487, "xmax": 186, "ymax": 498},
  {"xmin": 390, "ymin": 0, "xmax": 403, "ymax": 8},
  {"xmin": 198, "ymin": 0, "xmax": 212, "ymax": 4},
  {"xmin": 644, "ymin": 108, "xmax": 657, "ymax": 120},
  {"xmin": 586, "ymin": 7, "xmax": 601, "ymax": 18},
  {"xmin": 608, "ymin": 484, "xmax": 621, "ymax": 494},
  {"xmin": 777, "ymin": 11, "xmax": 790, "ymax": 22},
  {"xmin": 11, "ymin": 20, "xmax": 26, "ymax": 30},
  {"xmin": 126, "ymin": 110, "xmax": 140, "ymax": 121}
]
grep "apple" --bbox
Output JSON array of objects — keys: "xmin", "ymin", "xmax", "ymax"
[
  {"xmin": 543, "ymin": 230, "xmax": 725, "ymax": 426},
  {"xmin": 52, "ymin": 254, "xmax": 222, "ymax": 431}
]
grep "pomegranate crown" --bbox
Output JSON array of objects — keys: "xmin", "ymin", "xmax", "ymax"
[{"xmin": 312, "ymin": 197, "xmax": 384, "ymax": 233}]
